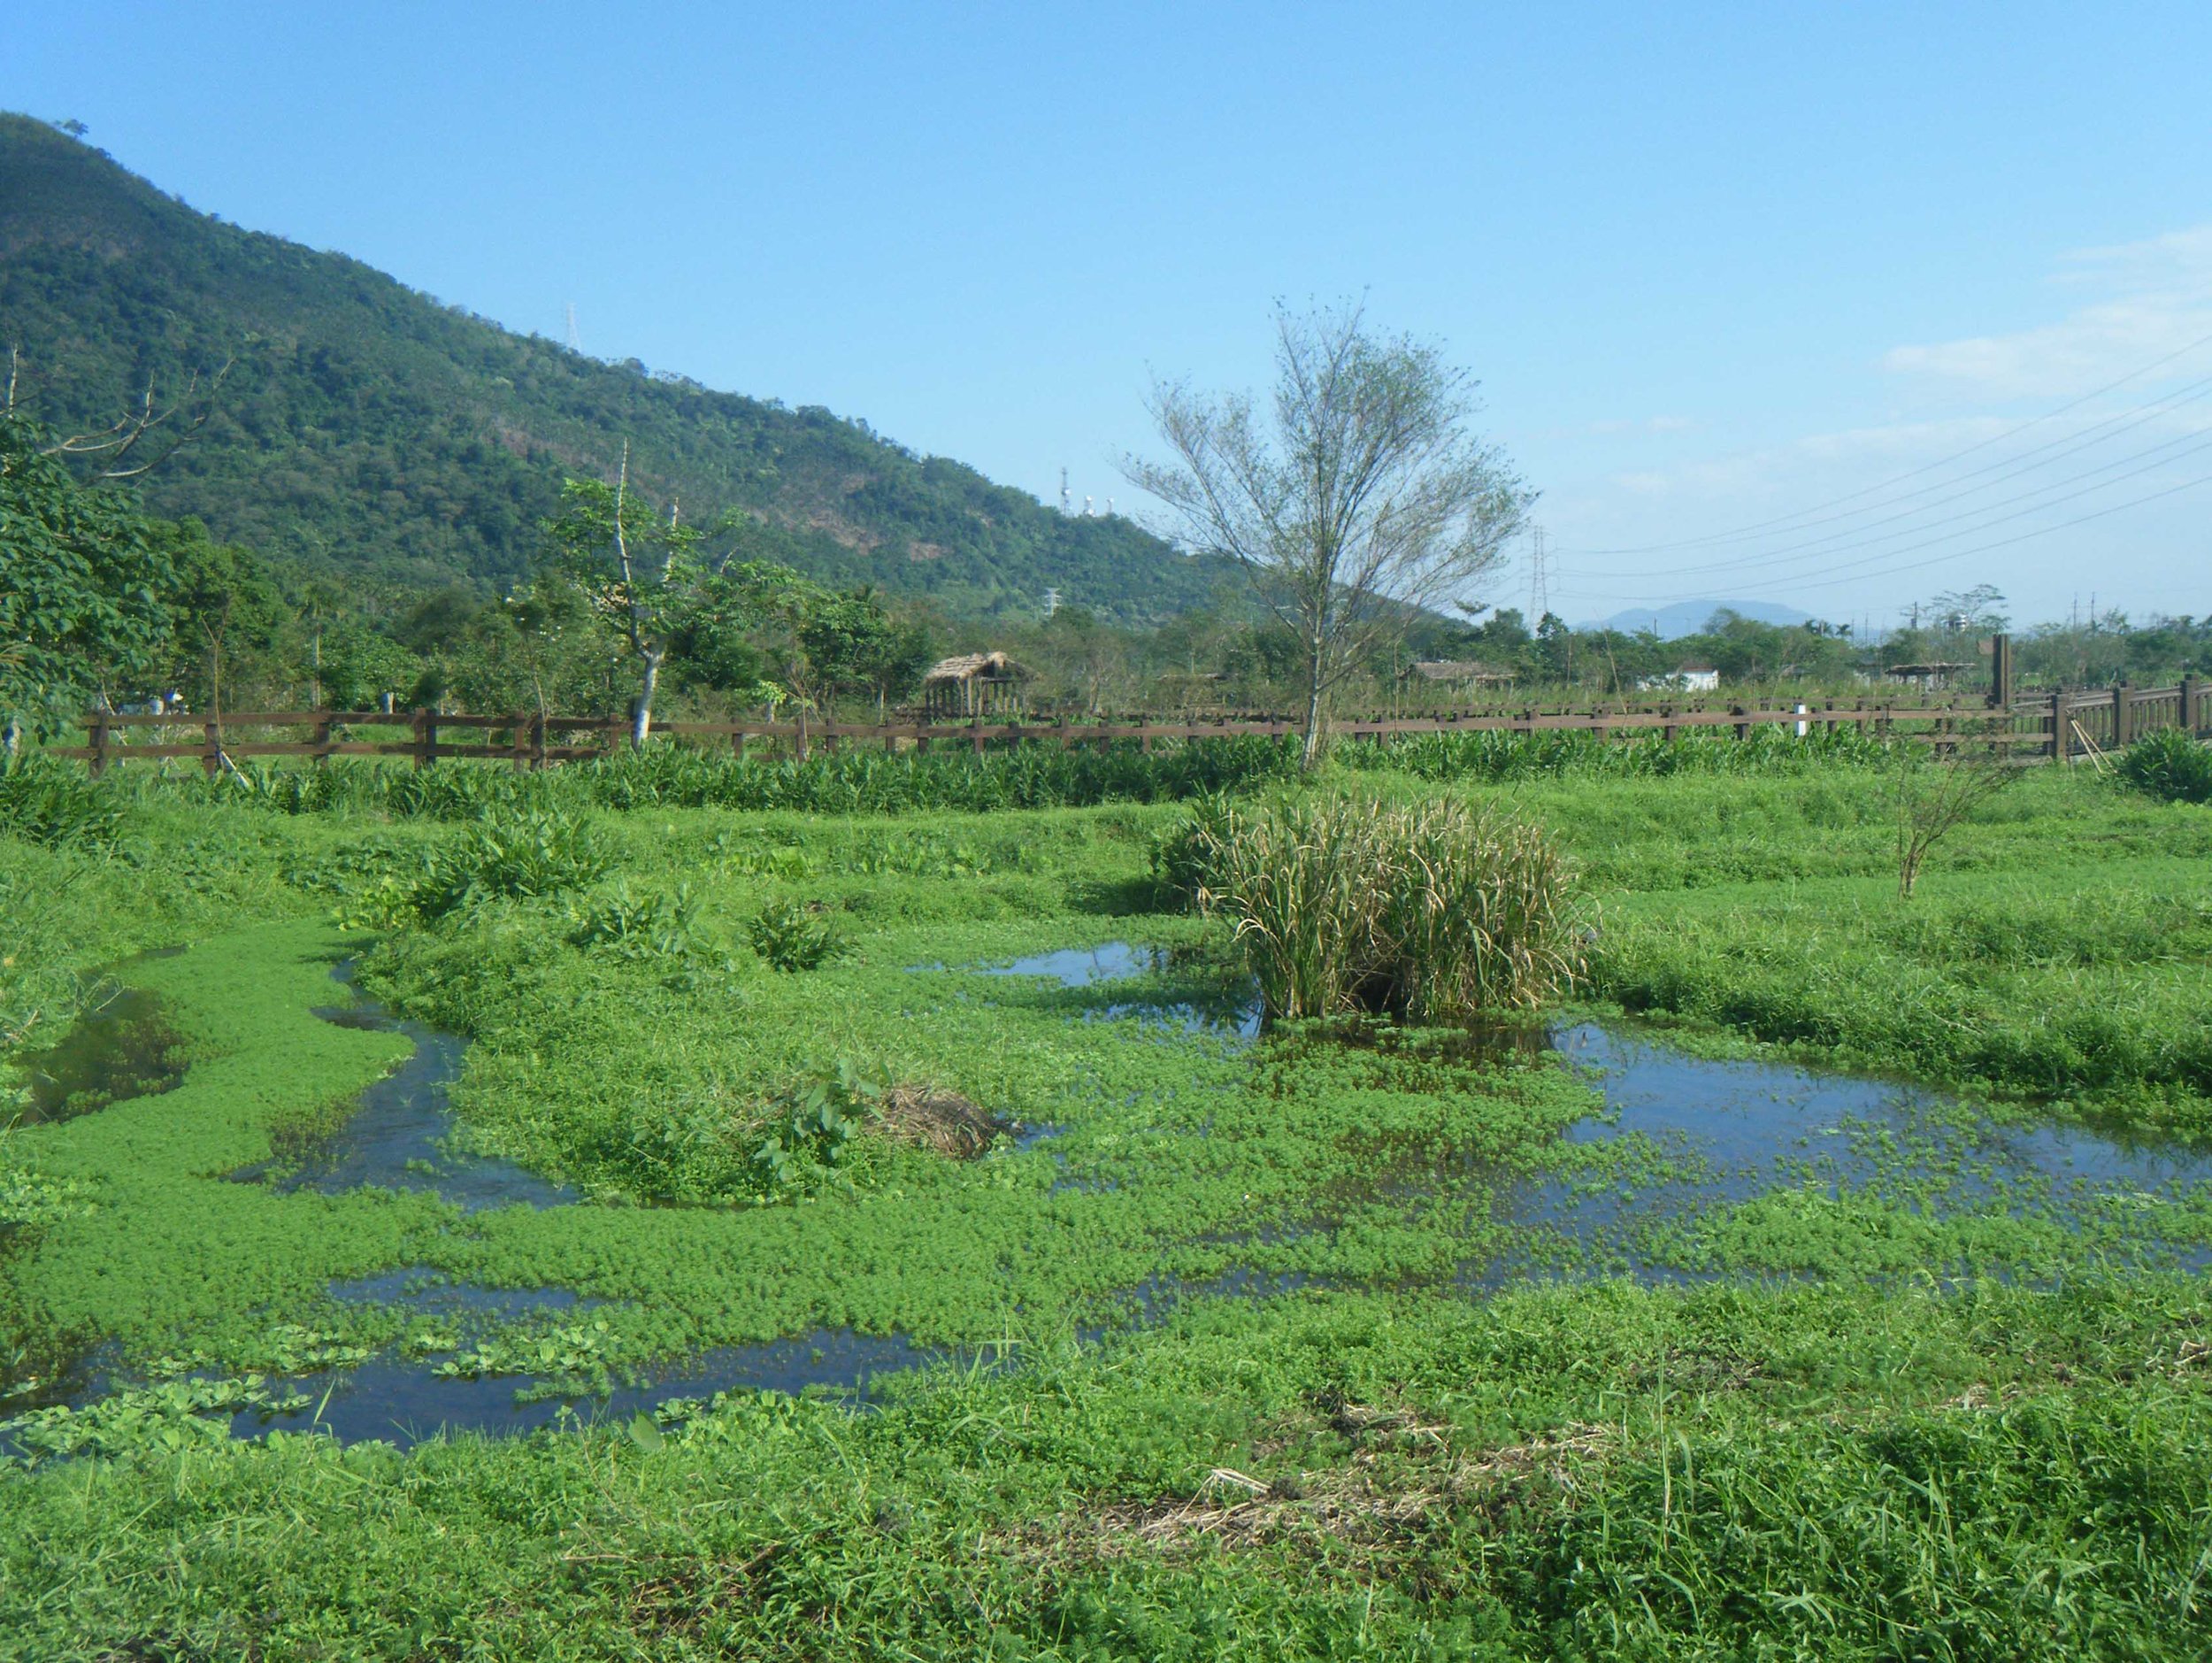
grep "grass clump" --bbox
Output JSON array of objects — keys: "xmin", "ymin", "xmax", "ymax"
[
  {"xmin": 2118, "ymin": 728, "xmax": 2212, "ymax": 805},
  {"xmin": 1182, "ymin": 795, "xmax": 1582, "ymax": 1022}
]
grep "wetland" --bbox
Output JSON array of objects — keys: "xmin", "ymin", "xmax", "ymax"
[{"xmin": 5, "ymin": 744, "xmax": 2212, "ymax": 1658}]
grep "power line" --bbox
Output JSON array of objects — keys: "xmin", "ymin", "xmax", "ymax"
[
  {"xmin": 1561, "ymin": 373, "xmax": 2212, "ymax": 581},
  {"xmin": 1556, "ymin": 325, "xmax": 2212, "ymax": 558},
  {"xmin": 1560, "ymin": 413, "xmax": 2212, "ymax": 590}
]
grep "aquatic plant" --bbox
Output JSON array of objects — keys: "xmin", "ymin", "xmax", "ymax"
[
  {"xmin": 746, "ymin": 897, "xmax": 846, "ymax": 972},
  {"xmin": 1184, "ymin": 794, "xmax": 1583, "ymax": 1020},
  {"xmin": 2118, "ymin": 727, "xmax": 2212, "ymax": 805}
]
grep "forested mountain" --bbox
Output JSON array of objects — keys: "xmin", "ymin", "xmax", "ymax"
[{"xmin": 0, "ymin": 112, "xmax": 1223, "ymax": 623}]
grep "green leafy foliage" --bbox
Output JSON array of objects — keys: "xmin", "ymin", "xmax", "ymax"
[
  {"xmin": 565, "ymin": 882, "xmax": 708, "ymax": 962},
  {"xmin": 0, "ymin": 411, "xmax": 176, "ymax": 738},
  {"xmin": 0, "ymin": 753, "xmax": 125, "ymax": 847},
  {"xmin": 0, "ymin": 114, "xmax": 1223, "ymax": 621},
  {"xmin": 413, "ymin": 808, "xmax": 611, "ymax": 920},
  {"xmin": 746, "ymin": 897, "xmax": 845, "ymax": 972},
  {"xmin": 2118, "ymin": 728, "xmax": 2212, "ymax": 805}
]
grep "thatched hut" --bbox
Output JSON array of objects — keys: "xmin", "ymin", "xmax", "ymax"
[{"xmin": 920, "ymin": 651, "xmax": 1033, "ymax": 719}]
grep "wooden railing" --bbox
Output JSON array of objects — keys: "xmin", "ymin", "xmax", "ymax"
[{"xmin": 50, "ymin": 681, "xmax": 2205, "ymax": 775}]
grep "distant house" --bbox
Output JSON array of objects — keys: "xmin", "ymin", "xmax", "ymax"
[
  {"xmin": 920, "ymin": 651, "xmax": 1033, "ymax": 719},
  {"xmin": 1639, "ymin": 662, "xmax": 1721, "ymax": 693},
  {"xmin": 1402, "ymin": 659, "xmax": 1516, "ymax": 693}
]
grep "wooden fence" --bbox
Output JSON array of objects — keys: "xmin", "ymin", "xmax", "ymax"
[{"xmin": 51, "ymin": 680, "xmax": 2205, "ymax": 776}]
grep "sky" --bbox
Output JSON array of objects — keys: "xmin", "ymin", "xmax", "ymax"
[{"xmin": 9, "ymin": 1, "xmax": 2212, "ymax": 631}]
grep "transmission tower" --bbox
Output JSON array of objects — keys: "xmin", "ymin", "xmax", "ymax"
[
  {"xmin": 1060, "ymin": 467, "xmax": 1071, "ymax": 514},
  {"xmin": 565, "ymin": 303, "xmax": 582, "ymax": 353},
  {"xmin": 1043, "ymin": 587, "xmax": 1061, "ymax": 619},
  {"xmin": 1525, "ymin": 526, "xmax": 1550, "ymax": 622}
]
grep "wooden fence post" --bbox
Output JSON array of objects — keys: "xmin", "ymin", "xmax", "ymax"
[
  {"xmin": 2111, "ymin": 681, "xmax": 2132, "ymax": 751},
  {"xmin": 971, "ymin": 709, "xmax": 985, "ymax": 756},
  {"xmin": 412, "ymin": 708, "xmax": 440, "ymax": 769},
  {"xmin": 203, "ymin": 720, "xmax": 222, "ymax": 778},
  {"xmin": 87, "ymin": 712, "xmax": 110, "ymax": 779},
  {"xmin": 2049, "ymin": 689, "xmax": 2070, "ymax": 763},
  {"xmin": 1731, "ymin": 704, "xmax": 1750, "ymax": 743},
  {"xmin": 2183, "ymin": 674, "xmax": 2203, "ymax": 735},
  {"xmin": 312, "ymin": 714, "xmax": 334, "ymax": 767},
  {"xmin": 510, "ymin": 712, "xmax": 529, "ymax": 771},
  {"xmin": 1988, "ymin": 632, "xmax": 2014, "ymax": 707}
]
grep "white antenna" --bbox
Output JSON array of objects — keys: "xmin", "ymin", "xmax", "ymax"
[
  {"xmin": 1104, "ymin": 497, "xmax": 1115, "ymax": 516},
  {"xmin": 1083, "ymin": 495, "xmax": 1094, "ymax": 517},
  {"xmin": 1043, "ymin": 587, "xmax": 1061, "ymax": 619},
  {"xmin": 565, "ymin": 303, "xmax": 582, "ymax": 353},
  {"xmin": 1059, "ymin": 467, "xmax": 1071, "ymax": 514}
]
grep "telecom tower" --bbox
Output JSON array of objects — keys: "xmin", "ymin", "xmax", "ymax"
[
  {"xmin": 1060, "ymin": 468, "xmax": 1071, "ymax": 514},
  {"xmin": 565, "ymin": 303, "xmax": 582, "ymax": 353}
]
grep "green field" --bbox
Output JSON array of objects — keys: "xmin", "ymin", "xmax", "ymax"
[{"xmin": 4, "ymin": 746, "xmax": 2211, "ymax": 1659}]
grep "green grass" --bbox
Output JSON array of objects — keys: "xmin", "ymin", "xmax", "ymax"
[{"xmin": 3, "ymin": 751, "xmax": 2210, "ymax": 1657}]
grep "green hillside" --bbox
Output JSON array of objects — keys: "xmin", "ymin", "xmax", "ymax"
[{"xmin": 0, "ymin": 112, "xmax": 1220, "ymax": 623}]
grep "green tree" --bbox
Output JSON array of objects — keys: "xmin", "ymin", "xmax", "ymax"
[
  {"xmin": 158, "ymin": 526, "xmax": 288, "ymax": 718},
  {"xmin": 0, "ymin": 412, "xmax": 176, "ymax": 751},
  {"xmin": 1126, "ymin": 302, "xmax": 1532, "ymax": 765},
  {"xmin": 542, "ymin": 447, "xmax": 703, "ymax": 743}
]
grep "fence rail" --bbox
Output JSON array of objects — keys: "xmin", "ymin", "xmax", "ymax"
[{"xmin": 50, "ymin": 679, "xmax": 2206, "ymax": 776}]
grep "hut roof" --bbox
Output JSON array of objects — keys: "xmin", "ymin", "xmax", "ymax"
[{"xmin": 922, "ymin": 651, "xmax": 1031, "ymax": 686}]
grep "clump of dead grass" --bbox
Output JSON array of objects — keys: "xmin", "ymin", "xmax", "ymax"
[{"xmin": 871, "ymin": 1084, "xmax": 1011, "ymax": 1160}]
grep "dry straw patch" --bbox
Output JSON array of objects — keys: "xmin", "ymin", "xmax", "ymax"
[
  {"xmin": 1035, "ymin": 1409, "xmax": 1613, "ymax": 1560},
  {"xmin": 872, "ymin": 1083, "xmax": 1011, "ymax": 1160}
]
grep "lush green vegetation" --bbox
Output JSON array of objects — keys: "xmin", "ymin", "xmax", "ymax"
[
  {"xmin": 1, "ymin": 740, "xmax": 2209, "ymax": 1655},
  {"xmin": 0, "ymin": 113, "xmax": 1223, "ymax": 624}
]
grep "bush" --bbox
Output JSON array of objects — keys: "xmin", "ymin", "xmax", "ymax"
[
  {"xmin": 0, "ymin": 757, "xmax": 124, "ymax": 848},
  {"xmin": 746, "ymin": 898, "xmax": 846, "ymax": 973},
  {"xmin": 1178, "ymin": 794, "xmax": 1584, "ymax": 1022},
  {"xmin": 565, "ymin": 882, "xmax": 706, "ymax": 961},
  {"xmin": 2116, "ymin": 728, "xmax": 2212, "ymax": 805},
  {"xmin": 413, "ymin": 809, "xmax": 611, "ymax": 920}
]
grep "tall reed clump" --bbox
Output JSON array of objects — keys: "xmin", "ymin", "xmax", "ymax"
[{"xmin": 1178, "ymin": 795, "xmax": 1583, "ymax": 1022}]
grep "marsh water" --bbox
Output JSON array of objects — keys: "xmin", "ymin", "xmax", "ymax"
[
  {"xmin": 19, "ymin": 941, "xmax": 2212, "ymax": 1451},
  {"xmin": 10, "ymin": 985, "xmax": 189, "ymax": 1125}
]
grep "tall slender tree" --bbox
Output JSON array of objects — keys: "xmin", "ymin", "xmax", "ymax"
[{"xmin": 1125, "ymin": 302, "xmax": 1532, "ymax": 766}]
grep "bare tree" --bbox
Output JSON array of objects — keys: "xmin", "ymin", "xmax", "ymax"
[
  {"xmin": 1125, "ymin": 302, "xmax": 1531, "ymax": 766},
  {"xmin": 1893, "ymin": 721, "xmax": 2017, "ymax": 897},
  {"xmin": 5, "ymin": 343, "xmax": 232, "ymax": 478}
]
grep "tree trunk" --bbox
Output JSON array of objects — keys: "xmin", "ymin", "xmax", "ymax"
[
  {"xmin": 1300, "ymin": 634, "xmax": 1327, "ymax": 769},
  {"xmin": 632, "ymin": 647, "xmax": 662, "ymax": 747}
]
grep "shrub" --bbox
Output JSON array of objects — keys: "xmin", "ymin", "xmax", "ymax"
[
  {"xmin": 413, "ymin": 809, "xmax": 611, "ymax": 920},
  {"xmin": 1179, "ymin": 794, "xmax": 1583, "ymax": 1022},
  {"xmin": 565, "ymin": 882, "xmax": 706, "ymax": 961},
  {"xmin": 0, "ymin": 757, "xmax": 124, "ymax": 848},
  {"xmin": 2116, "ymin": 728, "xmax": 2212, "ymax": 805},
  {"xmin": 746, "ymin": 898, "xmax": 846, "ymax": 972}
]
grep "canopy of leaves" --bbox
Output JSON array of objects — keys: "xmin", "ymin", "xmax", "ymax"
[{"xmin": 0, "ymin": 411, "xmax": 175, "ymax": 735}]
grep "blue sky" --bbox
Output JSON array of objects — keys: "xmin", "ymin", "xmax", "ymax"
[{"xmin": 10, "ymin": 2, "xmax": 2212, "ymax": 629}]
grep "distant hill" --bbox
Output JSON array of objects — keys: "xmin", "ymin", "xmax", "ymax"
[
  {"xmin": 0, "ymin": 112, "xmax": 1223, "ymax": 624},
  {"xmin": 1582, "ymin": 599, "xmax": 1817, "ymax": 639}
]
